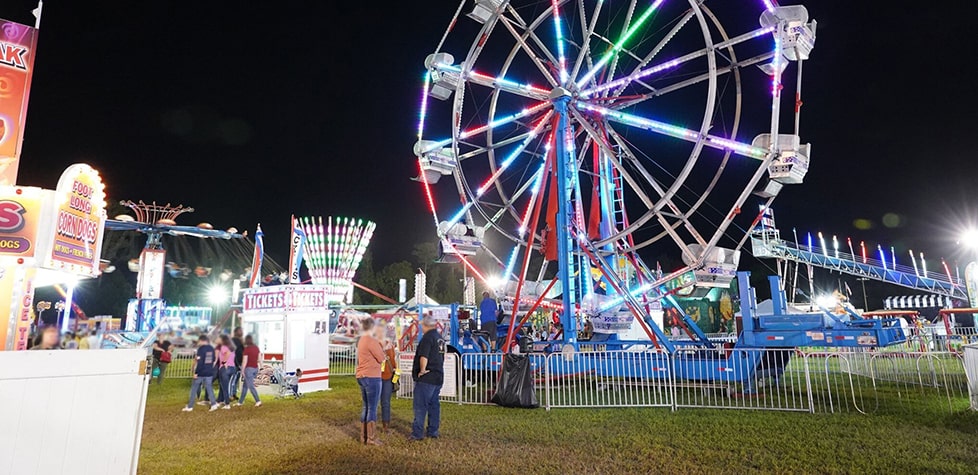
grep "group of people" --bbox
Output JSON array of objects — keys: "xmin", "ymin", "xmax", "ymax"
[
  {"xmin": 28, "ymin": 325, "xmax": 99, "ymax": 350},
  {"xmin": 183, "ymin": 327, "xmax": 263, "ymax": 412},
  {"xmin": 355, "ymin": 316, "xmax": 443, "ymax": 445}
]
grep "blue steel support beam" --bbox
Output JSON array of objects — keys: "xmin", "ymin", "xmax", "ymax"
[{"xmin": 552, "ymin": 92, "xmax": 578, "ymax": 347}]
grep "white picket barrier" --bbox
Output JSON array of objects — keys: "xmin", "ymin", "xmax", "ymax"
[{"xmin": 960, "ymin": 344, "xmax": 978, "ymax": 410}]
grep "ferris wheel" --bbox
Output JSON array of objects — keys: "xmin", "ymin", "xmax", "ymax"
[{"xmin": 414, "ymin": 0, "xmax": 816, "ymax": 337}]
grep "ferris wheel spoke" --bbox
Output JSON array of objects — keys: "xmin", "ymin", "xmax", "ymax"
[
  {"xmin": 457, "ymin": 131, "xmax": 537, "ymax": 162},
  {"xmin": 609, "ymin": 8, "xmax": 696, "ymax": 97},
  {"xmin": 496, "ymin": 14, "xmax": 560, "ymax": 88},
  {"xmin": 444, "ymin": 111, "xmax": 553, "ymax": 229},
  {"xmin": 571, "ymin": 109, "xmax": 700, "ymax": 257},
  {"xmin": 603, "ymin": 125, "xmax": 709, "ymax": 247},
  {"xmin": 575, "ymin": 101, "xmax": 768, "ymax": 160},
  {"xmin": 605, "ymin": 0, "xmax": 638, "ymax": 89},
  {"xmin": 549, "ymin": 0, "xmax": 569, "ymax": 84},
  {"xmin": 569, "ymin": 0, "xmax": 603, "ymax": 85},
  {"xmin": 420, "ymin": 102, "xmax": 549, "ymax": 154},
  {"xmin": 615, "ymin": 50, "xmax": 773, "ymax": 108},
  {"xmin": 587, "ymin": 25, "xmax": 772, "ymax": 98},
  {"xmin": 576, "ymin": 0, "xmax": 666, "ymax": 89}
]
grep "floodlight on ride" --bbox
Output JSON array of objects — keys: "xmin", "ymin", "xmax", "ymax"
[
  {"xmin": 467, "ymin": 0, "xmax": 503, "ymax": 24},
  {"xmin": 814, "ymin": 293, "xmax": 837, "ymax": 309}
]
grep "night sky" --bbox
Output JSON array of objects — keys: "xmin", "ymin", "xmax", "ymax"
[{"xmin": 4, "ymin": 1, "xmax": 976, "ymax": 291}]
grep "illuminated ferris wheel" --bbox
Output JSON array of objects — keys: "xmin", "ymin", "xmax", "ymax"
[{"xmin": 414, "ymin": 0, "xmax": 816, "ymax": 325}]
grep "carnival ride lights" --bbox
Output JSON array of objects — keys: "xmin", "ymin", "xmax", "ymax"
[
  {"xmin": 297, "ymin": 216, "xmax": 375, "ymax": 301},
  {"xmin": 750, "ymin": 211, "xmax": 968, "ymax": 301},
  {"xmin": 414, "ymin": 0, "xmax": 820, "ymax": 352}
]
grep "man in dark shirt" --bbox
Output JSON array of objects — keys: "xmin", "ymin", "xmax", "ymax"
[
  {"xmin": 411, "ymin": 316, "xmax": 444, "ymax": 440},
  {"xmin": 183, "ymin": 335, "xmax": 218, "ymax": 412},
  {"xmin": 230, "ymin": 327, "xmax": 244, "ymax": 401}
]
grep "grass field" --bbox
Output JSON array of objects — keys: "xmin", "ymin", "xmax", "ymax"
[{"xmin": 139, "ymin": 376, "xmax": 978, "ymax": 475}]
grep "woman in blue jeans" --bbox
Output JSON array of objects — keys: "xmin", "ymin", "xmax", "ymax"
[
  {"xmin": 355, "ymin": 318, "xmax": 386, "ymax": 446},
  {"xmin": 235, "ymin": 335, "xmax": 262, "ymax": 407},
  {"xmin": 215, "ymin": 335, "xmax": 236, "ymax": 408}
]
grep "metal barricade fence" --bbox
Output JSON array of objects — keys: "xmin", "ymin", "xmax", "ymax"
[
  {"xmin": 330, "ymin": 344, "xmax": 357, "ymax": 376},
  {"xmin": 672, "ymin": 347, "xmax": 811, "ymax": 412},
  {"xmin": 336, "ymin": 346, "xmax": 970, "ymax": 414},
  {"xmin": 546, "ymin": 350, "xmax": 672, "ymax": 409},
  {"xmin": 164, "ymin": 351, "xmax": 197, "ymax": 379},
  {"xmin": 964, "ymin": 344, "xmax": 978, "ymax": 410},
  {"xmin": 395, "ymin": 352, "xmax": 460, "ymax": 403}
]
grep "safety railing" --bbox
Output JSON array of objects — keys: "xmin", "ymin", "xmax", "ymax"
[
  {"xmin": 162, "ymin": 351, "xmax": 197, "ymax": 379},
  {"xmin": 963, "ymin": 344, "xmax": 978, "ymax": 411},
  {"xmin": 329, "ymin": 344, "xmax": 357, "ymax": 376},
  {"xmin": 381, "ymin": 347, "xmax": 971, "ymax": 415}
]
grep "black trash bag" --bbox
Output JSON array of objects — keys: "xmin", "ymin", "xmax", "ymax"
[{"xmin": 490, "ymin": 353, "xmax": 539, "ymax": 408}]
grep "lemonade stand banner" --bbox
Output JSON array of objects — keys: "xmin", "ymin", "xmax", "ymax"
[{"xmin": 0, "ymin": 18, "xmax": 39, "ymax": 186}]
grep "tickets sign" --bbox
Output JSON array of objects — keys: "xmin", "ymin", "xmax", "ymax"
[
  {"xmin": 242, "ymin": 285, "xmax": 330, "ymax": 313},
  {"xmin": 43, "ymin": 164, "xmax": 106, "ymax": 276},
  {"xmin": 0, "ymin": 19, "xmax": 39, "ymax": 185},
  {"xmin": 0, "ymin": 186, "xmax": 42, "ymax": 258}
]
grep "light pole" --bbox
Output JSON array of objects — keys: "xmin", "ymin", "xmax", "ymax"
[{"xmin": 857, "ymin": 277, "xmax": 870, "ymax": 311}]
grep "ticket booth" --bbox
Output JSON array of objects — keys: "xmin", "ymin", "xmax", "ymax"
[{"xmin": 239, "ymin": 285, "xmax": 331, "ymax": 393}]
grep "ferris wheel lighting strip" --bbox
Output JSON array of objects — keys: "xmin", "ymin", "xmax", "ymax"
[
  {"xmin": 433, "ymin": 64, "xmax": 551, "ymax": 99},
  {"xmin": 582, "ymin": 26, "xmax": 775, "ymax": 98},
  {"xmin": 420, "ymin": 102, "xmax": 549, "ymax": 154},
  {"xmin": 520, "ymin": 160, "xmax": 548, "ymax": 235},
  {"xmin": 818, "ymin": 232, "xmax": 827, "ymax": 258},
  {"xmin": 878, "ymin": 245, "xmax": 888, "ymax": 272},
  {"xmin": 762, "ymin": 0, "xmax": 777, "ymax": 13},
  {"xmin": 503, "ymin": 245, "xmax": 520, "ymax": 284},
  {"xmin": 551, "ymin": 0, "xmax": 568, "ymax": 84},
  {"xmin": 443, "ymin": 112, "xmax": 553, "ymax": 230},
  {"xmin": 417, "ymin": 71, "xmax": 432, "ymax": 141},
  {"xmin": 576, "ymin": 0, "xmax": 665, "ymax": 88},
  {"xmin": 576, "ymin": 101, "xmax": 768, "ymax": 159}
]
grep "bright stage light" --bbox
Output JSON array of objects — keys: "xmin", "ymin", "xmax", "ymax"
[
  {"xmin": 208, "ymin": 286, "xmax": 228, "ymax": 305},
  {"xmin": 814, "ymin": 294, "xmax": 837, "ymax": 309},
  {"xmin": 960, "ymin": 229, "xmax": 978, "ymax": 249},
  {"xmin": 486, "ymin": 275, "xmax": 505, "ymax": 291}
]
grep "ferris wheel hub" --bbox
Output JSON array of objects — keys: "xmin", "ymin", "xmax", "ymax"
[{"xmin": 548, "ymin": 87, "xmax": 572, "ymax": 101}]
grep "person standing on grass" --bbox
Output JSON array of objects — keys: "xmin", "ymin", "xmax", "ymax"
[
  {"xmin": 376, "ymin": 322, "xmax": 397, "ymax": 433},
  {"xmin": 355, "ymin": 318, "xmax": 386, "ymax": 446},
  {"xmin": 230, "ymin": 327, "xmax": 245, "ymax": 402},
  {"xmin": 184, "ymin": 335, "xmax": 219, "ymax": 412},
  {"xmin": 411, "ymin": 316, "xmax": 444, "ymax": 441},
  {"xmin": 479, "ymin": 291, "xmax": 499, "ymax": 350},
  {"xmin": 235, "ymin": 334, "xmax": 262, "ymax": 407},
  {"xmin": 155, "ymin": 341, "xmax": 172, "ymax": 385},
  {"xmin": 215, "ymin": 335, "xmax": 236, "ymax": 409}
]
